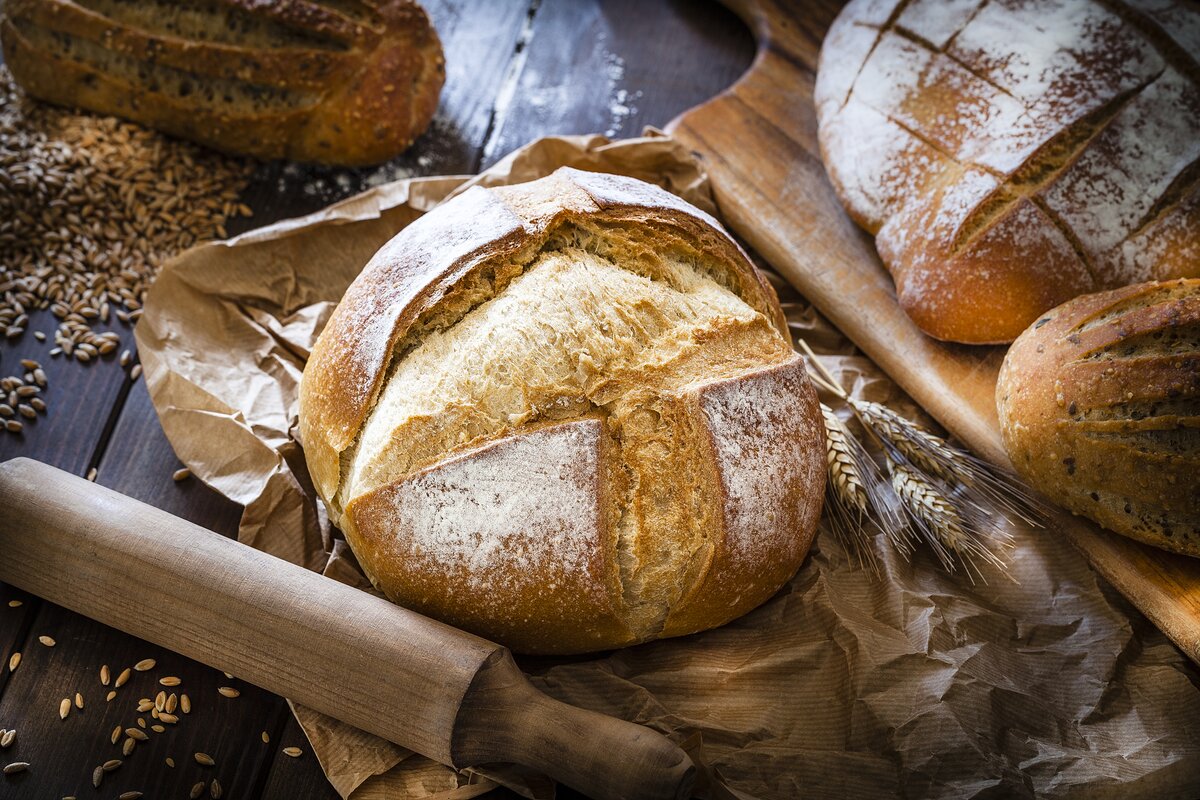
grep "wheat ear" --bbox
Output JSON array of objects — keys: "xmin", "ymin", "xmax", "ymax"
[
  {"xmin": 823, "ymin": 403, "xmax": 868, "ymax": 515},
  {"xmin": 850, "ymin": 397, "xmax": 1044, "ymax": 529},
  {"xmin": 821, "ymin": 404, "xmax": 879, "ymax": 571},
  {"xmin": 888, "ymin": 458, "xmax": 962, "ymax": 570},
  {"xmin": 851, "ymin": 400, "xmax": 957, "ymax": 480},
  {"xmin": 887, "ymin": 456, "xmax": 1011, "ymax": 582}
]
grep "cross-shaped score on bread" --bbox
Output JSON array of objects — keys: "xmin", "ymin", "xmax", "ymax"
[{"xmin": 299, "ymin": 168, "xmax": 827, "ymax": 654}]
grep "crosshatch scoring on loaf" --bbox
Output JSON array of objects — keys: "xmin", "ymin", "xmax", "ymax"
[{"xmin": 815, "ymin": 0, "xmax": 1200, "ymax": 344}]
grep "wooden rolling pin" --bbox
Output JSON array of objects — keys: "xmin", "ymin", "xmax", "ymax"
[{"xmin": 0, "ymin": 458, "xmax": 695, "ymax": 800}]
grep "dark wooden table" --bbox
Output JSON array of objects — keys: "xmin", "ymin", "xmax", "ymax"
[{"xmin": 0, "ymin": 2, "xmax": 755, "ymax": 798}]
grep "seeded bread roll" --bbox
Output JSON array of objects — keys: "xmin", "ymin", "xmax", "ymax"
[
  {"xmin": 815, "ymin": 0, "xmax": 1200, "ymax": 344},
  {"xmin": 997, "ymin": 279, "xmax": 1200, "ymax": 556},
  {"xmin": 299, "ymin": 168, "xmax": 827, "ymax": 654},
  {"xmin": 0, "ymin": 0, "xmax": 444, "ymax": 165}
]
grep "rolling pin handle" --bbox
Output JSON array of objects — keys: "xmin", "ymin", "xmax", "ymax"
[{"xmin": 455, "ymin": 650, "xmax": 696, "ymax": 800}]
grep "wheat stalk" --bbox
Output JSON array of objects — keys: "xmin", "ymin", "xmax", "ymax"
[
  {"xmin": 888, "ymin": 456, "xmax": 1011, "ymax": 582},
  {"xmin": 823, "ymin": 404, "xmax": 868, "ymax": 515},
  {"xmin": 889, "ymin": 459, "xmax": 961, "ymax": 561},
  {"xmin": 851, "ymin": 400, "xmax": 957, "ymax": 480},
  {"xmin": 798, "ymin": 338, "xmax": 1029, "ymax": 578}
]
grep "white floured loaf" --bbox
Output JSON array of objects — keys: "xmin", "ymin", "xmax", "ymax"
[
  {"xmin": 299, "ymin": 168, "xmax": 827, "ymax": 654},
  {"xmin": 815, "ymin": 0, "xmax": 1200, "ymax": 344}
]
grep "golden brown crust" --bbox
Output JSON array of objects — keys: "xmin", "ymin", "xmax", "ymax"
[
  {"xmin": 660, "ymin": 354, "xmax": 825, "ymax": 639},
  {"xmin": 997, "ymin": 279, "xmax": 1200, "ymax": 556},
  {"xmin": 0, "ymin": 0, "xmax": 444, "ymax": 165},
  {"xmin": 299, "ymin": 186, "xmax": 529, "ymax": 506},
  {"xmin": 300, "ymin": 168, "xmax": 823, "ymax": 654},
  {"xmin": 299, "ymin": 168, "xmax": 787, "ymax": 511},
  {"xmin": 348, "ymin": 417, "xmax": 635, "ymax": 654},
  {"xmin": 816, "ymin": 0, "xmax": 1200, "ymax": 344}
]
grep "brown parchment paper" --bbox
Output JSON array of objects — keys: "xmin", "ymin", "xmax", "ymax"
[{"xmin": 136, "ymin": 132, "xmax": 1200, "ymax": 800}]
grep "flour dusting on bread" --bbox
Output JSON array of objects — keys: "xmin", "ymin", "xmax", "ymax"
[
  {"xmin": 816, "ymin": 0, "xmax": 1200, "ymax": 343},
  {"xmin": 300, "ymin": 168, "xmax": 826, "ymax": 654}
]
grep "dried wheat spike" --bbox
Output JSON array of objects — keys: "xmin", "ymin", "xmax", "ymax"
[
  {"xmin": 820, "ymin": 403, "xmax": 878, "ymax": 571},
  {"xmin": 888, "ymin": 457, "xmax": 1012, "ymax": 581},
  {"xmin": 888, "ymin": 459, "xmax": 962, "ymax": 568},
  {"xmin": 853, "ymin": 398, "xmax": 1044, "ymax": 529},
  {"xmin": 852, "ymin": 400, "xmax": 956, "ymax": 479},
  {"xmin": 822, "ymin": 404, "xmax": 868, "ymax": 514}
]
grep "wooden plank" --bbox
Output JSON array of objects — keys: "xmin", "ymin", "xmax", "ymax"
[
  {"xmin": 0, "ymin": 601, "xmax": 285, "ymax": 798},
  {"xmin": 260, "ymin": 713, "xmax": 343, "ymax": 800},
  {"xmin": 0, "ymin": 584, "xmax": 35, "ymax": 701},
  {"xmin": 0, "ymin": 308, "xmax": 131, "ymax": 474},
  {"xmin": 481, "ymin": 0, "xmax": 755, "ymax": 168},
  {"xmin": 668, "ymin": 0, "xmax": 1200, "ymax": 664},
  {"xmin": 96, "ymin": 378, "xmax": 242, "ymax": 538}
]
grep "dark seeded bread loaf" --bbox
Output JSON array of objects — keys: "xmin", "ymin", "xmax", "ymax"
[
  {"xmin": 0, "ymin": 0, "xmax": 444, "ymax": 165},
  {"xmin": 997, "ymin": 279, "xmax": 1200, "ymax": 556}
]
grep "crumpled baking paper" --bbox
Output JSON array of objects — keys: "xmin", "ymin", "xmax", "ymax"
[{"xmin": 136, "ymin": 132, "xmax": 1200, "ymax": 800}]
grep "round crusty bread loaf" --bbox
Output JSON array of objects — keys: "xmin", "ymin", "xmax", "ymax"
[
  {"xmin": 814, "ymin": 0, "xmax": 1200, "ymax": 344},
  {"xmin": 299, "ymin": 168, "xmax": 826, "ymax": 654},
  {"xmin": 997, "ymin": 279, "xmax": 1200, "ymax": 556}
]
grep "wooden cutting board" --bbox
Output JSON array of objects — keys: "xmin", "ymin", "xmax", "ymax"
[{"xmin": 668, "ymin": 0, "xmax": 1200, "ymax": 665}]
